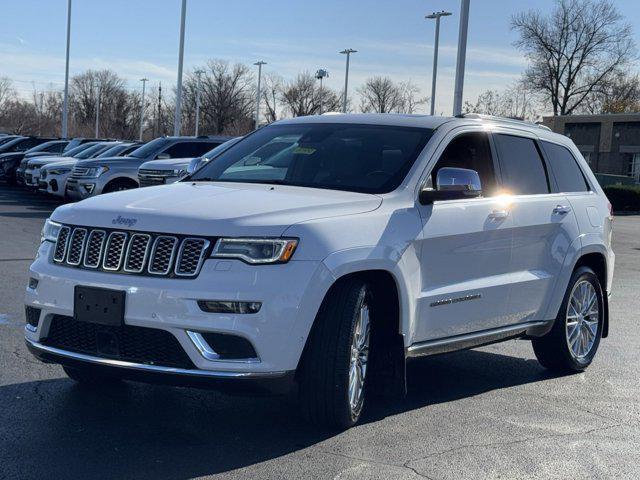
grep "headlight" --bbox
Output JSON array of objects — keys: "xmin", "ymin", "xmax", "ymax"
[
  {"xmin": 84, "ymin": 166, "xmax": 109, "ymax": 178},
  {"xmin": 211, "ymin": 238, "xmax": 298, "ymax": 264},
  {"xmin": 48, "ymin": 168, "xmax": 71, "ymax": 175},
  {"xmin": 41, "ymin": 218, "xmax": 62, "ymax": 243},
  {"xmin": 172, "ymin": 168, "xmax": 187, "ymax": 176}
]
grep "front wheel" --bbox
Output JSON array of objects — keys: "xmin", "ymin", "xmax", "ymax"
[
  {"xmin": 299, "ymin": 278, "xmax": 372, "ymax": 429},
  {"xmin": 532, "ymin": 267, "xmax": 604, "ymax": 372}
]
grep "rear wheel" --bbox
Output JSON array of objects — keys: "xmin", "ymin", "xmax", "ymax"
[
  {"xmin": 299, "ymin": 278, "xmax": 372, "ymax": 429},
  {"xmin": 63, "ymin": 365, "xmax": 123, "ymax": 386},
  {"xmin": 532, "ymin": 267, "xmax": 604, "ymax": 372}
]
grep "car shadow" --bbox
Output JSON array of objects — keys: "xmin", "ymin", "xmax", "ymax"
[
  {"xmin": 0, "ymin": 348, "xmax": 569, "ymax": 479},
  {"xmin": 0, "ymin": 184, "xmax": 66, "ymax": 219}
]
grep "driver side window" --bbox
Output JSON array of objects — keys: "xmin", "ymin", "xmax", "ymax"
[{"xmin": 430, "ymin": 132, "xmax": 498, "ymax": 196}]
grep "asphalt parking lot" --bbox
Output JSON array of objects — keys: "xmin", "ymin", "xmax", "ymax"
[{"xmin": 0, "ymin": 184, "xmax": 639, "ymax": 480}]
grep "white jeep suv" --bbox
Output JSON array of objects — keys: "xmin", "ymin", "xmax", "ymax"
[{"xmin": 25, "ymin": 114, "xmax": 614, "ymax": 429}]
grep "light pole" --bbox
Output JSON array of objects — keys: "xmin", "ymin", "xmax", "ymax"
[
  {"xmin": 315, "ymin": 69, "xmax": 329, "ymax": 114},
  {"xmin": 174, "ymin": 0, "xmax": 187, "ymax": 136},
  {"xmin": 426, "ymin": 11, "xmax": 451, "ymax": 116},
  {"xmin": 339, "ymin": 49, "xmax": 356, "ymax": 113},
  {"xmin": 94, "ymin": 82, "xmax": 101, "ymax": 138},
  {"xmin": 194, "ymin": 69, "xmax": 204, "ymax": 136},
  {"xmin": 139, "ymin": 78, "xmax": 148, "ymax": 141},
  {"xmin": 453, "ymin": 0, "xmax": 470, "ymax": 116},
  {"xmin": 254, "ymin": 61, "xmax": 266, "ymax": 128},
  {"xmin": 62, "ymin": 0, "xmax": 72, "ymax": 138}
]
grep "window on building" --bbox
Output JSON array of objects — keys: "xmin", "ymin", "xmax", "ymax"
[{"xmin": 494, "ymin": 134, "xmax": 549, "ymax": 195}]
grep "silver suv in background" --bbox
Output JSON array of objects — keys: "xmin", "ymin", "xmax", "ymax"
[
  {"xmin": 66, "ymin": 136, "xmax": 227, "ymax": 199},
  {"xmin": 138, "ymin": 136, "xmax": 237, "ymax": 187}
]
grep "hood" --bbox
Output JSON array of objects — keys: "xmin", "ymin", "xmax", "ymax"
[
  {"xmin": 0, "ymin": 152, "xmax": 22, "ymax": 161},
  {"xmin": 41, "ymin": 159, "xmax": 77, "ymax": 170},
  {"xmin": 76, "ymin": 156, "xmax": 138, "ymax": 167},
  {"xmin": 139, "ymin": 157, "xmax": 196, "ymax": 171},
  {"xmin": 28, "ymin": 156, "xmax": 75, "ymax": 168},
  {"xmin": 25, "ymin": 152, "xmax": 60, "ymax": 159},
  {"xmin": 51, "ymin": 181, "xmax": 382, "ymax": 237}
]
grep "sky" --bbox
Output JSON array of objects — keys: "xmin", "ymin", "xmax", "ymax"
[{"xmin": 1, "ymin": 0, "xmax": 639, "ymax": 115}]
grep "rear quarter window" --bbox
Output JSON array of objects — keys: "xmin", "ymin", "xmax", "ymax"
[{"xmin": 541, "ymin": 141, "xmax": 590, "ymax": 193}]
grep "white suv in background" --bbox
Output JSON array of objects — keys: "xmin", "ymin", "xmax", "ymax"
[{"xmin": 25, "ymin": 114, "xmax": 614, "ymax": 429}]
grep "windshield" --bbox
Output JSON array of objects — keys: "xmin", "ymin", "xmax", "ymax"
[
  {"xmin": 26, "ymin": 140, "xmax": 66, "ymax": 153},
  {"xmin": 0, "ymin": 136, "xmax": 20, "ymax": 147},
  {"xmin": 128, "ymin": 138, "xmax": 171, "ymax": 159},
  {"xmin": 67, "ymin": 142, "xmax": 98, "ymax": 157},
  {"xmin": 0, "ymin": 137, "xmax": 29, "ymax": 153},
  {"xmin": 75, "ymin": 143, "xmax": 112, "ymax": 159},
  {"xmin": 190, "ymin": 123, "xmax": 433, "ymax": 194},
  {"xmin": 97, "ymin": 143, "xmax": 133, "ymax": 158},
  {"xmin": 203, "ymin": 137, "xmax": 242, "ymax": 159}
]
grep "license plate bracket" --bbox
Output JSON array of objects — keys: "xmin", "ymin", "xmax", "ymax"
[{"xmin": 74, "ymin": 286, "xmax": 125, "ymax": 326}]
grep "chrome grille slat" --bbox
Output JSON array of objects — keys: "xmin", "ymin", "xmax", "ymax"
[
  {"xmin": 53, "ymin": 226, "xmax": 71, "ymax": 262},
  {"xmin": 66, "ymin": 228, "xmax": 88, "ymax": 266},
  {"xmin": 175, "ymin": 238, "xmax": 210, "ymax": 276},
  {"xmin": 124, "ymin": 234, "xmax": 152, "ymax": 273},
  {"xmin": 102, "ymin": 232, "xmax": 128, "ymax": 271},
  {"xmin": 83, "ymin": 230, "xmax": 106, "ymax": 268},
  {"xmin": 51, "ymin": 225, "xmax": 208, "ymax": 278},
  {"xmin": 148, "ymin": 236, "xmax": 178, "ymax": 275}
]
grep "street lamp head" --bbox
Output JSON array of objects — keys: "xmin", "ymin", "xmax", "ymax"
[
  {"xmin": 315, "ymin": 69, "xmax": 329, "ymax": 80},
  {"xmin": 426, "ymin": 11, "xmax": 452, "ymax": 19},
  {"xmin": 140, "ymin": 77, "xmax": 149, "ymax": 82},
  {"xmin": 254, "ymin": 61, "xmax": 267, "ymax": 66},
  {"xmin": 340, "ymin": 48, "xmax": 357, "ymax": 55}
]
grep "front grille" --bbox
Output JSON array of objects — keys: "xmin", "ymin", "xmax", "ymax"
[
  {"xmin": 42, "ymin": 315, "xmax": 195, "ymax": 369},
  {"xmin": 139, "ymin": 169, "xmax": 172, "ymax": 177},
  {"xmin": 25, "ymin": 173, "xmax": 32, "ymax": 183},
  {"xmin": 138, "ymin": 170, "xmax": 172, "ymax": 188},
  {"xmin": 53, "ymin": 225, "xmax": 212, "ymax": 278},
  {"xmin": 40, "ymin": 170, "xmax": 47, "ymax": 180}
]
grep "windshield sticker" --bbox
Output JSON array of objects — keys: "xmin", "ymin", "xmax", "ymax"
[{"xmin": 293, "ymin": 147, "xmax": 316, "ymax": 155}]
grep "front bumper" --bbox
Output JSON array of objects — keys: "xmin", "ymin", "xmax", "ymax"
[
  {"xmin": 65, "ymin": 178, "xmax": 97, "ymax": 199},
  {"xmin": 25, "ymin": 241, "xmax": 333, "ymax": 379}
]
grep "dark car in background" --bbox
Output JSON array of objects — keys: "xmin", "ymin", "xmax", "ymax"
[{"xmin": 0, "ymin": 140, "xmax": 68, "ymax": 184}]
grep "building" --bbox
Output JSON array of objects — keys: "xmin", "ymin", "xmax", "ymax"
[{"xmin": 543, "ymin": 113, "xmax": 640, "ymax": 184}]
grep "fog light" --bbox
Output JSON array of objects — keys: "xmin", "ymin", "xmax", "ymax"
[
  {"xmin": 197, "ymin": 300, "xmax": 262, "ymax": 314},
  {"xmin": 82, "ymin": 183, "xmax": 95, "ymax": 193},
  {"xmin": 28, "ymin": 278, "xmax": 39, "ymax": 289}
]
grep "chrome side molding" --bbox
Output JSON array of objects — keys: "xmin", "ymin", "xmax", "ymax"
[{"xmin": 406, "ymin": 320, "xmax": 552, "ymax": 358}]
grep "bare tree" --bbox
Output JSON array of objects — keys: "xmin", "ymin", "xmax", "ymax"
[
  {"xmin": 464, "ymin": 83, "xmax": 538, "ymax": 121},
  {"xmin": 261, "ymin": 73, "xmax": 283, "ymax": 123},
  {"xmin": 512, "ymin": 0, "xmax": 636, "ymax": 115},
  {"xmin": 0, "ymin": 77, "xmax": 14, "ymax": 108},
  {"xmin": 280, "ymin": 72, "xmax": 340, "ymax": 117},
  {"xmin": 398, "ymin": 81, "xmax": 428, "ymax": 114},
  {"xmin": 358, "ymin": 77, "xmax": 403, "ymax": 113},
  {"xmin": 181, "ymin": 60, "xmax": 255, "ymax": 135},
  {"xmin": 578, "ymin": 71, "xmax": 640, "ymax": 114}
]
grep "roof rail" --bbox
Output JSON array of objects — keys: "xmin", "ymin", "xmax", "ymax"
[{"xmin": 456, "ymin": 113, "xmax": 551, "ymax": 131}]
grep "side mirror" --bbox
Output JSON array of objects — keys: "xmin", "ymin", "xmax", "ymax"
[
  {"xmin": 419, "ymin": 167, "xmax": 482, "ymax": 205},
  {"xmin": 156, "ymin": 153, "xmax": 170, "ymax": 160},
  {"xmin": 186, "ymin": 157, "xmax": 209, "ymax": 175}
]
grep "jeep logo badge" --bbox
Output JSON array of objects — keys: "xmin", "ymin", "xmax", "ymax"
[{"xmin": 111, "ymin": 216, "xmax": 138, "ymax": 227}]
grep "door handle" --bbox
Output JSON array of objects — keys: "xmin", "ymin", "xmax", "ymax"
[
  {"xmin": 488, "ymin": 209, "xmax": 509, "ymax": 219},
  {"xmin": 553, "ymin": 205, "xmax": 571, "ymax": 215}
]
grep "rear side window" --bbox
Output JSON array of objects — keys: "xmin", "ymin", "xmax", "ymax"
[
  {"xmin": 494, "ymin": 134, "xmax": 549, "ymax": 195},
  {"xmin": 541, "ymin": 141, "xmax": 589, "ymax": 193}
]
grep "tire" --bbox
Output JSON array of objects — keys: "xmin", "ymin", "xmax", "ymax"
[
  {"xmin": 299, "ymin": 278, "xmax": 372, "ymax": 429},
  {"xmin": 63, "ymin": 365, "xmax": 123, "ymax": 386},
  {"xmin": 532, "ymin": 266, "xmax": 604, "ymax": 372},
  {"xmin": 103, "ymin": 179, "xmax": 137, "ymax": 194}
]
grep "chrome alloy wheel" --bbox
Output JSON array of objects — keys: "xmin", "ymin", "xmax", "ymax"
[
  {"xmin": 348, "ymin": 300, "xmax": 370, "ymax": 417},
  {"xmin": 566, "ymin": 280, "xmax": 599, "ymax": 360}
]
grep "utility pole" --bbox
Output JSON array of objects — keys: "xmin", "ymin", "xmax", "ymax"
[
  {"xmin": 254, "ymin": 61, "xmax": 266, "ymax": 128},
  {"xmin": 453, "ymin": 0, "xmax": 470, "ymax": 116},
  {"xmin": 174, "ymin": 0, "xmax": 187, "ymax": 136},
  {"xmin": 194, "ymin": 69, "xmax": 204, "ymax": 135},
  {"xmin": 139, "ymin": 78, "xmax": 148, "ymax": 141},
  {"xmin": 157, "ymin": 82, "xmax": 163, "ymax": 136},
  {"xmin": 339, "ymin": 49, "xmax": 357, "ymax": 113},
  {"xmin": 315, "ymin": 69, "xmax": 329, "ymax": 114},
  {"xmin": 62, "ymin": 0, "xmax": 72, "ymax": 138},
  {"xmin": 426, "ymin": 11, "xmax": 452, "ymax": 116},
  {"xmin": 94, "ymin": 82, "xmax": 101, "ymax": 138}
]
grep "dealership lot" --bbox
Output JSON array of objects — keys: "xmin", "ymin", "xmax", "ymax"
[{"xmin": 0, "ymin": 185, "xmax": 639, "ymax": 480}]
